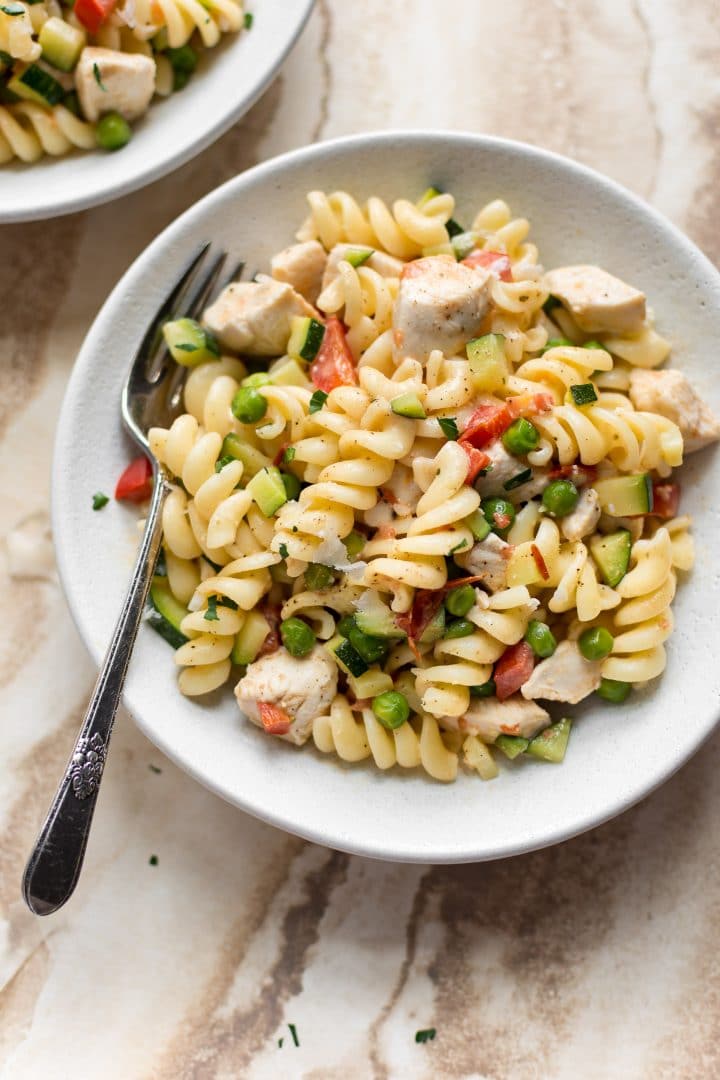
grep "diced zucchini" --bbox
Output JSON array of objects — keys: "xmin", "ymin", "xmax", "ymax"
[
  {"xmin": 465, "ymin": 510, "xmax": 491, "ymax": 542},
  {"xmin": 220, "ymin": 433, "xmax": 270, "ymax": 480},
  {"xmin": 354, "ymin": 590, "xmax": 405, "ymax": 639},
  {"xmin": 568, "ymin": 383, "xmax": 598, "ymax": 407},
  {"xmin": 419, "ymin": 607, "xmax": 445, "ymax": 644},
  {"xmin": 463, "ymin": 736, "xmax": 499, "ymax": 779},
  {"xmin": 231, "ymin": 610, "xmax": 270, "ymax": 665},
  {"xmin": 526, "ymin": 718, "xmax": 572, "ymax": 763},
  {"xmin": 247, "ymin": 466, "xmax": 287, "ymax": 516},
  {"xmin": 391, "ymin": 392, "xmax": 426, "ymax": 419},
  {"xmin": 451, "ymin": 231, "xmax": 478, "ymax": 261},
  {"xmin": 148, "ymin": 576, "xmax": 189, "ymax": 649},
  {"xmin": 39, "ymin": 17, "xmax": 86, "ymax": 72},
  {"xmin": 417, "ymin": 185, "xmax": 443, "ymax": 206},
  {"xmin": 267, "ymin": 356, "xmax": 310, "ymax": 387},
  {"xmin": 8, "ymin": 63, "xmax": 65, "ymax": 107},
  {"xmin": 594, "ymin": 474, "xmax": 653, "ymax": 517},
  {"xmin": 466, "ymin": 333, "xmax": 509, "ymax": 392},
  {"xmin": 287, "ymin": 316, "xmax": 325, "ymax": 362},
  {"xmin": 590, "ymin": 529, "xmax": 632, "ymax": 587},
  {"xmin": 163, "ymin": 317, "xmax": 220, "ymax": 366},
  {"xmin": 348, "ymin": 668, "xmax": 394, "ymax": 699},
  {"xmin": 326, "ymin": 634, "xmax": 369, "ymax": 678},
  {"xmin": 494, "ymin": 734, "xmax": 529, "ymax": 760},
  {"xmin": 344, "ymin": 247, "xmax": 374, "ymax": 268}
]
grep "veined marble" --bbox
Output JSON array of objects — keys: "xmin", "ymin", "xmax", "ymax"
[{"xmin": 2, "ymin": 2, "xmax": 720, "ymax": 1077}]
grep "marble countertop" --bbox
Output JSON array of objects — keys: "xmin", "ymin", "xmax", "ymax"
[{"xmin": 2, "ymin": 2, "xmax": 720, "ymax": 1076}]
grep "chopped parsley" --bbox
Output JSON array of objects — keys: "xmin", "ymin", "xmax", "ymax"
[
  {"xmin": 93, "ymin": 63, "xmax": 107, "ymax": 91},
  {"xmin": 415, "ymin": 1028, "xmax": 436, "ymax": 1044},
  {"xmin": 288, "ymin": 1024, "xmax": 299, "ymax": 1047},
  {"xmin": 282, "ymin": 446, "xmax": 296, "ymax": 464},
  {"xmin": 277, "ymin": 1038, "xmax": 284, "ymax": 1048},
  {"xmin": 309, "ymin": 389, "xmax": 328, "ymax": 413},
  {"xmin": 175, "ymin": 343, "xmax": 199, "ymax": 352},
  {"xmin": 0, "ymin": 5, "xmax": 25, "ymax": 15},
  {"xmin": 149, "ymin": 854, "xmax": 158, "ymax": 866},
  {"xmin": 92, "ymin": 491, "xmax": 109, "ymax": 511},
  {"xmin": 148, "ymin": 764, "xmax": 162, "ymax": 774},
  {"xmin": 449, "ymin": 539, "xmax": 468, "ymax": 554},
  {"xmin": 244, "ymin": 10, "xmax": 253, "ymax": 28},
  {"xmin": 204, "ymin": 596, "xmax": 220, "ymax": 621},
  {"xmin": 438, "ymin": 417, "xmax": 459, "ymax": 441},
  {"xmin": 279, "ymin": 542, "xmax": 289, "ymax": 559},
  {"xmin": 503, "ymin": 468, "xmax": 533, "ymax": 491},
  {"xmin": 220, "ymin": 596, "xmax": 239, "ymax": 610}
]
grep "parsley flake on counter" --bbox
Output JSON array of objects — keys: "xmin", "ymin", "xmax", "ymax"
[
  {"xmin": 415, "ymin": 1028, "xmax": 436, "ymax": 1044},
  {"xmin": 438, "ymin": 417, "xmax": 459, "ymax": 440},
  {"xmin": 148, "ymin": 764, "xmax": 162, "ymax": 774},
  {"xmin": 149, "ymin": 854, "xmax": 158, "ymax": 866},
  {"xmin": 277, "ymin": 1038, "xmax": 284, "ymax": 1048},
  {"xmin": 288, "ymin": 1023, "xmax": 300, "ymax": 1047},
  {"xmin": 92, "ymin": 492, "xmax": 109, "ymax": 511},
  {"xmin": 244, "ymin": 11, "xmax": 253, "ymax": 28}
]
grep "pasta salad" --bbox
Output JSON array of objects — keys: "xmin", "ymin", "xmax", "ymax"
[
  {"xmin": 0, "ymin": 0, "xmax": 247, "ymax": 163},
  {"xmin": 128, "ymin": 188, "xmax": 720, "ymax": 782}
]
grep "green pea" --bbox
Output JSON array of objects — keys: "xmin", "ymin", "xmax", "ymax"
[
  {"xmin": 541, "ymin": 336, "xmax": 573, "ymax": 353},
  {"xmin": 173, "ymin": 68, "xmax": 191, "ymax": 92},
  {"xmin": 337, "ymin": 615, "xmax": 356, "ymax": 638},
  {"xmin": 482, "ymin": 497, "xmax": 516, "ymax": 537},
  {"xmin": 542, "ymin": 479, "xmax": 579, "ymax": 517},
  {"xmin": 165, "ymin": 44, "xmax": 198, "ymax": 73},
  {"xmin": 96, "ymin": 112, "xmax": 132, "ymax": 151},
  {"xmin": 344, "ymin": 530, "xmax": 365, "ymax": 559},
  {"xmin": 597, "ymin": 677, "xmax": 631, "ymax": 703},
  {"xmin": 583, "ymin": 340, "xmax": 605, "ymax": 350},
  {"xmin": 348, "ymin": 625, "xmax": 389, "ymax": 664},
  {"xmin": 280, "ymin": 617, "xmax": 316, "ymax": 658},
  {"xmin": 231, "ymin": 387, "xmax": 267, "ymax": 424},
  {"xmin": 304, "ymin": 564, "xmax": 334, "ymax": 590},
  {"xmin": 242, "ymin": 372, "xmax": 273, "ymax": 387},
  {"xmin": 372, "ymin": 691, "xmax": 410, "ymax": 730},
  {"xmin": 579, "ymin": 626, "xmax": 614, "ymax": 661},
  {"xmin": 445, "ymin": 584, "xmax": 476, "ymax": 617},
  {"xmin": 525, "ymin": 620, "xmax": 557, "ymax": 658},
  {"xmin": 281, "ymin": 472, "xmax": 301, "ymax": 501},
  {"xmin": 443, "ymin": 619, "xmax": 475, "ymax": 640},
  {"xmin": 62, "ymin": 90, "xmax": 80, "ymax": 116},
  {"xmin": 502, "ymin": 417, "xmax": 539, "ymax": 456},
  {"xmin": 470, "ymin": 679, "xmax": 496, "ymax": 698}
]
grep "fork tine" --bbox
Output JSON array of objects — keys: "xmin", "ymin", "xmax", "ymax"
[
  {"xmin": 184, "ymin": 250, "xmax": 228, "ymax": 321},
  {"xmin": 129, "ymin": 242, "xmax": 212, "ymax": 381}
]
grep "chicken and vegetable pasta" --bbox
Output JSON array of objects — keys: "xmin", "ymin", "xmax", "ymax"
[
  {"xmin": 134, "ymin": 188, "xmax": 719, "ymax": 782},
  {"xmin": 0, "ymin": 0, "xmax": 247, "ymax": 163}
]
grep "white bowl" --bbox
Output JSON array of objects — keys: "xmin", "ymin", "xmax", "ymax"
[
  {"xmin": 53, "ymin": 131, "xmax": 720, "ymax": 863},
  {"xmin": 0, "ymin": 0, "xmax": 314, "ymax": 223}
]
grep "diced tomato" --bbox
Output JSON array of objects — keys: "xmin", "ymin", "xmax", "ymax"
[
  {"xmin": 651, "ymin": 482, "xmax": 680, "ymax": 519},
  {"xmin": 460, "ymin": 403, "xmax": 514, "ymax": 448},
  {"xmin": 462, "ymin": 249, "xmax": 513, "ymax": 282},
  {"xmin": 492, "ymin": 508, "xmax": 512, "ymax": 531},
  {"xmin": 257, "ymin": 702, "xmax": 292, "ymax": 736},
  {"xmin": 258, "ymin": 602, "xmax": 281, "ymax": 657},
  {"xmin": 309, "ymin": 317, "xmax": 357, "ymax": 392},
  {"xmin": 115, "ymin": 455, "xmax": 153, "ymax": 503},
  {"xmin": 74, "ymin": 0, "xmax": 116, "ymax": 32},
  {"xmin": 494, "ymin": 641, "xmax": 535, "ymax": 701},
  {"xmin": 461, "ymin": 443, "xmax": 491, "ymax": 484},
  {"xmin": 531, "ymin": 544, "xmax": 550, "ymax": 581},
  {"xmin": 549, "ymin": 463, "xmax": 598, "ymax": 487},
  {"xmin": 395, "ymin": 590, "xmax": 444, "ymax": 663},
  {"xmin": 507, "ymin": 391, "xmax": 554, "ymax": 418}
]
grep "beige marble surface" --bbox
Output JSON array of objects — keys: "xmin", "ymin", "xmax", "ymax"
[{"xmin": 2, "ymin": 2, "xmax": 720, "ymax": 1076}]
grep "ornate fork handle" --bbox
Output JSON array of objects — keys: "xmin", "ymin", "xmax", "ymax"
[{"xmin": 22, "ymin": 470, "xmax": 171, "ymax": 916}]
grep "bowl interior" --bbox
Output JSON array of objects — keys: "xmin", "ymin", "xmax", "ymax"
[
  {"xmin": 0, "ymin": 0, "xmax": 314, "ymax": 223},
  {"xmin": 53, "ymin": 132, "xmax": 720, "ymax": 862}
]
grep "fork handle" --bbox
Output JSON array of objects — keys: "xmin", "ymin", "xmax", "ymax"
[{"xmin": 22, "ymin": 470, "xmax": 172, "ymax": 916}]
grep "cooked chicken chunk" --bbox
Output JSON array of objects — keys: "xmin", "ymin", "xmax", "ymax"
[
  {"xmin": 451, "ymin": 697, "xmax": 551, "ymax": 741},
  {"xmin": 455, "ymin": 531, "xmax": 510, "ymax": 593},
  {"xmin": 203, "ymin": 276, "xmax": 316, "ymax": 355},
  {"xmin": 521, "ymin": 640, "xmax": 601, "ymax": 704},
  {"xmin": 561, "ymin": 487, "xmax": 601, "ymax": 542},
  {"xmin": 271, "ymin": 241, "xmax": 327, "ymax": 304},
  {"xmin": 392, "ymin": 255, "xmax": 492, "ymax": 363},
  {"xmin": 235, "ymin": 646, "xmax": 338, "ymax": 746},
  {"xmin": 475, "ymin": 439, "xmax": 549, "ymax": 502},
  {"xmin": 628, "ymin": 368, "xmax": 720, "ymax": 453},
  {"xmin": 543, "ymin": 265, "xmax": 646, "ymax": 334},
  {"xmin": 322, "ymin": 244, "xmax": 405, "ymax": 290},
  {"xmin": 75, "ymin": 47, "xmax": 155, "ymax": 123}
]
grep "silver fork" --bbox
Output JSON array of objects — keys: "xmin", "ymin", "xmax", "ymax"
[{"xmin": 22, "ymin": 244, "xmax": 236, "ymax": 916}]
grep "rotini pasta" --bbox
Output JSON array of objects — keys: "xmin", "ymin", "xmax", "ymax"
[{"xmin": 129, "ymin": 188, "xmax": 717, "ymax": 782}]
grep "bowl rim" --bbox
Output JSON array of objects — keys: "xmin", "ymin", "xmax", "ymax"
[
  {"xmin": 0, "ymin": 0, "xmax": 315, "ymax": 224},
  {"xmin": 52, "ymin": 129, "xmax": 720, "ymax": 862}
]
